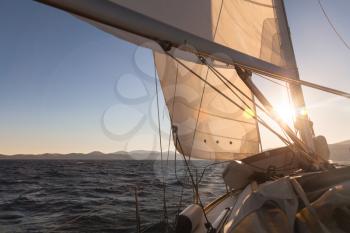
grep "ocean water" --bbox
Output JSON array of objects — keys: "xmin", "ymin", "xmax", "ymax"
[{"xmin": 0, "ymin": 159, "xmax": 226, "ymax": 233}]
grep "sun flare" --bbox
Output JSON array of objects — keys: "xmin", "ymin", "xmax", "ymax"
[{"xmin": 274, "ymin": 104, "xmax": 295, "ymax": 125}]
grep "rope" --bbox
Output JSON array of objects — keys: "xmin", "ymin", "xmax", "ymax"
[
  {"xmin": 317, "ymin": 0, "xmax": 350, "ymax": 51},
  {"xmin": 173, "ymin": 131, "xmax": 212, "ymax": 228},
  {"xmin": 189, "ymin": 0, "xmax": 225, "ymax": 161},
  {"xmin": 167, "ymin": 52, "xmax": 319, "ymax": 166},
  {"xmin": 164, "ymin": 63, "xmax": 198, "ymax": 213},
  {"xmin": 197, "ymin": 160, "xmax": 232, "ymax": 185},
  {"xmin": 154, "ymin": 60, "xmax": 168, "ymax": 224},
  {"xmin": 255, "ymin": 73, "xmax": 288, "ymax": 88},
  {"xmin": 254, "ymin": 69, "xmax": 350, "ymax": 100},
  {"xmin": 203, "ymin": 60, "xmax": 301, "ymax": 153},
  {"xmin": 254, "ymin": 73, "xmax": 299, "ymax": 136},
  {"xmin": 174, "ymin": 54, "xmax": 293, "ymax": 147},
  {"xmin": 204, "ymin": 59, "xmax": 297, "ymax": 147},
  {"xmin": 204, "ymin": 59, "xmax": 269, "ymax": 118},
  {"xmin": 166, "ymin": 64, "xmax": 178, "ymax": 166}
]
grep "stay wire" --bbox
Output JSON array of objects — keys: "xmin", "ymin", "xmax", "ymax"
[
  {"xmin": 204, "ymin": 60, "xmax": 299, "ymax": 153},
  {"xmin": 255, "ymin": 73, "xmax": 288, "ymax": 88},
  {"xmin": 189, "ymin": 0, "xmax": 225, "ymax": 162},
  {"xmin": 203, "ymin": 59, "xmax": 317, "ymax": 166},
  {"xmin": 204, "ymin": 60, "xmax": 315, "ymax": 157},
  {"xmin": 166, "ymin": 63, "xmax": 179, "ymax": 165},
  {"xmin": 154, "ymin": 60, "xmax": 168, "ymax": 224},
  {"xmin": 205, "ymin": 59, "xmax": 294, "ymax": 144},
  {"xmin": 165, "ymin": 63, "xmax": 197, "ymax": 210},
  {"xmin": 181, "ymin": 54, "xmax": 293, "ymax": 147},
  {"xmin": 317, "ymin": 0, "xmax": 350, "ymax": 51},
  {"xmin": 171, "ymin": 54, "xmax": 289, "ymax": 147},
  {"xmin": 204, "ymin": 59, "xmax": 271, "ymax": 123},
  {"xmin": 174, "ymin": 133, "xmax": 212, "ymax": 228},
  {"xmin": 168, "ymin": 52, "xmax": 321, "ymax": 165}
]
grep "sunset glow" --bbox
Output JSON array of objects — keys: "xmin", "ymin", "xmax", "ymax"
[{"xmin": 274, "ymin": 103, "xmax": 295, "ymax": 126}]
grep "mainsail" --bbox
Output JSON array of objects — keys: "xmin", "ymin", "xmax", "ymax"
[
  {"xmin": 90, "ymin": 0, "xmax": 292, "ymax": 68},
  {"xmin": 154, "ymin": 51, "xmax": 259, "ymax": 160},
  {"xmin": 38, "ymin": 0, "xmax": 300, "ymax": 160}
]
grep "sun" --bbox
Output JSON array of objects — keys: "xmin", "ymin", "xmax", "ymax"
[{"xmin": 274, "ymin": 103, "xmax": 295, "ymax": 125}]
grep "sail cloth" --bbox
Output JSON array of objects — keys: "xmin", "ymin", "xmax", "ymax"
[
  {"xmin": 89, "ymin": 0, "xmax": 292, "ymax": 68},
  {"xmin": 66, "ymin": 0, "xmax": 296, "ymax": 160},
  {"xmin": 155, "ymin": 51, "xmax": 259, "ymax": 160}
]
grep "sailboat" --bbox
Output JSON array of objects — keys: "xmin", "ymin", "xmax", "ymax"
[{"xmin": 35, "ymin": 0, "xmax": 350, "ymax": 232}]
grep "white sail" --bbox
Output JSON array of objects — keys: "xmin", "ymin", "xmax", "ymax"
[
  {"xmin": 101, "ymin": 0, "xmax": 292, "ymax": 68},
  {"xmin": 155, "ymin": 51, "xmax": 260, "ymax": 160},
  {"xmin": 43, "ymin": 0, "xmax": 297, "ymax": 159}
]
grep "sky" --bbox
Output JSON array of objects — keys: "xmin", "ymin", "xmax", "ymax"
[{"xmin": 0, "ymin": 0, "xmax": 349, "ymax": 155}]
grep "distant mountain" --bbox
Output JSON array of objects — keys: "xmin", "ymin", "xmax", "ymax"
[
  {"xmin": 0, "ymin": 151, "xmax": 163, "ymax": 160},
  {"xmin": 329, "ymin": 140, "xmax": 350, "ymax": 162},
  {"xmin": 1, "ymin": 142, "xmax": 347, "ymax": 161}
]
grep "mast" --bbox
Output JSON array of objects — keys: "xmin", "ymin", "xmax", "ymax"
[{"xmin": 274, "ymin": 0, "xmax": 316, "ymax": 153}]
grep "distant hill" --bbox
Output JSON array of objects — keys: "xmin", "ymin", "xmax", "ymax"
[
  {"xmin": 1, "ymin": 142, "xmax": 348, "ymax": 161},
  {"xmin": 329, "ymin": 140, "xmax": 350, "ymax": 162},
  {"xmin": 0, "ymin": 151, "xmax": 163, "ymax": 160}
]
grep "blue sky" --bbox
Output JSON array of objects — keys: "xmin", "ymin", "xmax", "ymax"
[{"xmin": 0, "ymin": 0, "xmax": 349, "ymax": 154}]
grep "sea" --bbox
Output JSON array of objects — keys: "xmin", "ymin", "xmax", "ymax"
[{"xmin": 0, "ymin": 159, "xmax": 227, "ymax": 233}]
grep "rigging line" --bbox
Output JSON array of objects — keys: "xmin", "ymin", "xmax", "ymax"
[
  {"xmin": 255, "ymin": 72, "xmax": 300, "ymax": 136},
  {"xmin": 174, "ymin": 135, "xmax": 212, "ymax": 227},
  {"xmin": 286, "ymin": 82, "xmax": 298, "ymax": 134},
  {"xmin": 205, "ymin": 61, "xmax": 271, "ymax": 127},
  {"xmin": 255, "ymin": 69, "xmax": 350, "ymax": 100},
  {"xmin": 255, "ymin": 73, "xmax": 287, "ymax": 88},
  {"xmin": 165, "ymin": 65, "xmax": 196, "ymax": 199},
  {"xmin": 172, "ymin": 119, "xmax": 212, "ymax": 225},
  {"xmin": 173, "ymin": 139, "xmax": 186, "ymax": 225},
  {"xmin": 172, "ymin": 125, "xmax": 193, "ymax": 190},
  {"xmin": 166, "ymin": 64, "xmax": 179, "ymax": 164},
  {"xmin": 167, "ymin": 90, "xmax": 197, "ymax": 205},
  {"xmin": 204, "ymin": 60, "xmax": 296, "ymax": 148},
  {"xmin": 154, "ymin": 61, "xmax": 168, "ymax": 224},
  {"xmin": 189, "ymin": 0, "xmax": 225, "ymax": 162},
  {"xmin": 206, "ymin": 63, "xmax": 253, "ymax": 111},
  {"xmin": 167, "ymin": 52, "xmax": 295, "ymax": 148},
  {"xmin": 171, "ymin": 55, "xmax": 316, "ymax": 166},
  {"xmin": 189, "ymin": 69, "xmax": 209, "ymax": 162},
  {"xmin": 173, "ymin": 129, "xmax": 200, "ymax": 196},
  {"xmin": 206, "ymin": 61, "xmax": 295, "ymax": 147},
  {"xmin": 202, "ymin": 58, "xmax": 297, "ymax": 156},
  {"xmin": 206, "ymin": 62, "xmax": 291, "ymax": 148},
  {"xmin": 317, "ymin": 0, "xmax": 350, "ymax": 51},
  {"xmin": 236, "ymin": 68, "xmax": 315, "ymax": 157},
  {"xmin": 205, "ymin": 61, "xmax": 278, "ymax": 121},
  {"xmin": 203, "ymin": 58, "xmax": 296, "ymax": 147},
  {"xmin": 197, "ymin": 160, "xmax": 232, "ymax": 185},
  {"xmin": 166, "ymin": 126, "xmax": 172, "ymax": 167},
  {"xmin": 252, "ymin": 95, "xmax": 263, "ymax": 152}
]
